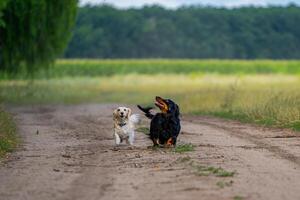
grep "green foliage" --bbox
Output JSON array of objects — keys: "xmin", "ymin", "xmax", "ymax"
[
  {"xmin": 0, "ymin": 0, "xmax": 9, "ymax": 27},
  {"xmin": 0, "ymin": 0, "xmax": 78, "ymax": 74},
  {"xmin": 0, "ymin": 107, "xmax": 17, "ymax": 157},
  {"xmin": 65, "ymin": 5, "xmax": 300, "ymax": 59}
]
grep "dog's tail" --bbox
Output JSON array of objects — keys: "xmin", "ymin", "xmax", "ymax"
[
  {"xmin": 137, "ymin": 105, "xmax": 154, "ymax": 119},
  {"xmin": 129, "ymin": 114, "xmax": 141, "ymax": 125}
]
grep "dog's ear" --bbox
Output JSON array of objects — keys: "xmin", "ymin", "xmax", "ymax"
[
  {"xmin": 127, "ymin": 108, "xmax": 132, "ymax": 118},
  {"xmin": 113, "ymin": 109, "xmax": 118, "ymax": 121}
]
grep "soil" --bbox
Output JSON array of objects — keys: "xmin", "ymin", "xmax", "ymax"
[{"xmin": 1, "ymin": 104, "xmax": 300, "ymax": 200}]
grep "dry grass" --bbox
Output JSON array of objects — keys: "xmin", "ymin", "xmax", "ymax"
[{"xmin": 1, "ymin": 74, "xmax": 300, "ymax": 130}]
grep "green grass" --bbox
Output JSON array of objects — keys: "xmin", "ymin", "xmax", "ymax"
[
  {"xmin": 176, "ymin": 156, "xmax": 235, "ymax": 178},
  {"xmin": 0, "ymin": 108, "xmax": 17, "ymax": 157},
  {"xmin": 175, "ymin": 143, "xmax": 195, "ymax": 153},
  {"xmin": 136, "ymin": 127, "xmax": 150, "ymax": 135},
  {"xmin": 3, "ymin": 59, "xmax": 300, "ymax": 79},
  {"xmin": 216, "ymin": 180, "xmax": 233, "ymax": 188},
  {"xmin": 192, "ymin": 165, "xmax": 235, "ymax": 177},
  {"xmin": 233, "ymin": 196, "xmax": 244, "ymax": 200},
  {"xmin": 51, "ymin": 59, "xmax": 300, "ymax": 76}
]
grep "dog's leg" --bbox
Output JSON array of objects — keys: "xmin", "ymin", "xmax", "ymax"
[
  {"xmin": 152, "ymin": 138, "xmax": 159, "ymax": 146},
  {"xmin": 114, "ymin": 132, "xmax": 121, "ymax": 145},
  {"xmin": 125, "ymin": 137, "xmax": 129, "ymax": 145},
  {"xmin": 164, "ymin": 137, "xmax": 174, "ymax": 148},
  {"xmin": 128, "ymin": 131, "xmax": 134, "ymax": 145}
]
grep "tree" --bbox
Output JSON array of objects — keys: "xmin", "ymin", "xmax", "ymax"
[
  {"xmin": 64, "ymin": 5, "xmax": 300, "ymax": 59},
  {"xmin": 0, "ymin": 0, "xmax": 9, "ymax": 27},
  {"xmin": 0, "ymin": 0, "xmax": 78, "ymax": 74}
]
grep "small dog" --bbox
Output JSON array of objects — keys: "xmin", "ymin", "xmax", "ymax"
[
  {"xmin": 113, "ymin": 106, "xmax": 140, "ymax": 145},
  {"xmin": 138, "ymin": 96, "xmax": 181, "ymax": 147}
]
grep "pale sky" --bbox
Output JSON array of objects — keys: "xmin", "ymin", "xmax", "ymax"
[{"xmin": 80, "ymin": 0, "xmax": 300, "ymax": 8}]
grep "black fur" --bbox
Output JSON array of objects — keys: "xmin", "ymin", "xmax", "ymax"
[
  {"xmin": 138, "ymin": 97, "xmax": 181, "ymax": 146},
  {"xmin": 137, "ymin": 105, "xmax": 154, "ymax": 119}
]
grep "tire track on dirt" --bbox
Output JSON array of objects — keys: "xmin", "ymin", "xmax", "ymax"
[{"xmin": 193, "ymin": 119, "xmax": 300, "ymax": 166}]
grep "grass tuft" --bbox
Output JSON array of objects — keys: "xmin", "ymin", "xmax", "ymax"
[
  {"xmin": 216, "ymin": 180, "xmax": 234, "ymax": 188},
  {"xmin": 175, "ymin": 143, "xmax": 195, "ymax": 153},
  {"xmin": 191, "ymin": 164, "xmax": 235, "ymax": 177},
  {"xmin": 0, "ymin": 108, "xmax": 17, "ymax": 157},
  {"xmin": 233, "ymin": 196, "xmax": 244, "ymax": 200}
]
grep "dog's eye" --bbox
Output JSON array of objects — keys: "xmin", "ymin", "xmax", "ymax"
[
  {"xmin": 124, "ymin": 109, "xmax": 127, "ymax": 111},
  {"xmin": 117, "ymin": 109, "xmax": 120, "ymax": 111}
]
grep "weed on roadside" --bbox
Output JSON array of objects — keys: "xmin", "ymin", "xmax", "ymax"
[
  {"xmin": 0, "ymin": 108, "xmax": 17, "ymax": 157},
  {"xmin": 216, "ymin": 180, "xmax": 234, "ymax": 188},
  {"xmin": 233, "ymin": 196, "xmax": 244, "ymax": 200},
  {"xmin": 189, "ymin": 162, "xmax": 235, "ymax": 177},
  {"xmin": 174, "ymin": 143, "xmax": 194, "ymax": 153}
]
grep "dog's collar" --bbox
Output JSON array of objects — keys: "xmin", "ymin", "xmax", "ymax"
[{"xmin": 118, "ymin": 122, "xmax": 127, "ymax": 127}]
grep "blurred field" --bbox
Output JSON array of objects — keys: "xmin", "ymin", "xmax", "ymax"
[
  {"xmin": 2, "ymin": 59, "xmax": 300, "ymax": 79},
  {"xmin": 1, "ymin": 59, "xmax": 300, "ymax": 131},
  {"xmin": 54, "ymin": 59, "xmax": 300, "ymax": 76}
]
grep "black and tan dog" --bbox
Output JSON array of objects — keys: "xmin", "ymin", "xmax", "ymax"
[{"xmin": 138, "ymin": 96, "xmax": 181, "ymax": 147}]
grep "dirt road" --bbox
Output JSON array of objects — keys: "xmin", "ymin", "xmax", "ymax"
[{"xmin": 1, "ymin": 104, "xmax": 300, "ymax": 200}]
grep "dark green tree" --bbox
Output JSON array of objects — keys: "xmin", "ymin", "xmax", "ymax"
[
  {"xmin": 65, "ymin": 4, "xmax": 300, "ymax": 59},
  {"xmin": 0, "ymin": 0, "xmax": 78, "ymax": 74},
  {"xmin": 0, "ymin": 0, "xmax": 9, "ymax": 27}
]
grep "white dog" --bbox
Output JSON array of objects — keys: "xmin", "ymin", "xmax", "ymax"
[{"xmin": 113, "ymin": 107, "xmax": 140, "ymax": 145}]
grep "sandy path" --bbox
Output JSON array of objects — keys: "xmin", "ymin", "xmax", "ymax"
[{"xmin": 1, "ymin": 104, "xmax": 300, "ymax": 200}]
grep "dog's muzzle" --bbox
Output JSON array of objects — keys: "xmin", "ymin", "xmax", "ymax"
[{"xmin": 118, "ymin": 122, "xmax": 127, "ymax": 127}]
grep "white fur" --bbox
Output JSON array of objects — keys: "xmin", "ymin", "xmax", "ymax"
[
  {"xmin": 113, "ymin": 107, "xmax": 140, "ymax": 146},
  {"xmin": 129, "ymin": 114, "xmax": 141, "ymax": 124}
]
